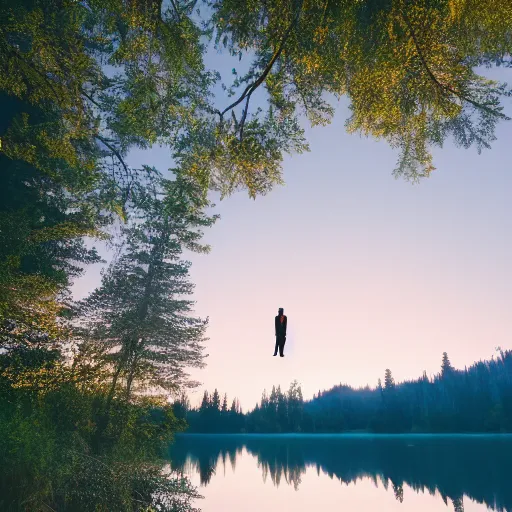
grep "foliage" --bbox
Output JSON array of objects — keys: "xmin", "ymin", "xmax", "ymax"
[
  {"xmin": 76, "ymin": 173, "xmax": 217, "ymax": 403},
  {"xmin": 0, "ymin": 0, "xmax": 209, "ymax": 173},
  {"xmin": 3, "ymin": 0, "xmax": 512, "ymax": 207},
  {"xmin": 205, "ymin": 0, "xmax": 512, "ymax": 185},
  {"xmin": 0, "ymin": 346, "xmax": 201, "ymax": 512},
  {"xmin": 0, "ymin": 93, "xmax": 105, "ymax": 346},
  {"xmin": 176, "ymin": 388, "xmax": 245, "ymax": 433},
  {"xmin": 0, "ymin": 0, "xmax": 212, "ymax": 345},
  {"xmin": 2, "ymin": 1, "xmax": 512, "ymax": 509}
]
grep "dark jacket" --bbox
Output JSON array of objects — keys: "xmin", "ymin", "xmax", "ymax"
[{"xmin": 275, "ymin": 315, "xmax": 287, "ymax": 337}]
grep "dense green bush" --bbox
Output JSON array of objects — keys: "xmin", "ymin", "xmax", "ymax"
[{"xmin": 0, "ymin": 348, "xmax": 200, "ymax": 511}]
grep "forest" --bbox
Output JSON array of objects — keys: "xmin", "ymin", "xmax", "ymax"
[
  {"xmin": 180, "ymin": 351, "xmax": 512, "ymax": 433},
  {"xmin": 2, "ymin": 0, "xmax": 512, "ymax": 510}
]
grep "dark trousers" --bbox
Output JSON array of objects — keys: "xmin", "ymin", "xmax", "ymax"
[{"xmin": 274, "ymin": 335, "xmax": 286, "ymax": 356}]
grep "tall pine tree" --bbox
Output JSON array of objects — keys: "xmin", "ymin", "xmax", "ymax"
[
  {"xmin": 441, "ymin": 352, "xmax": 454, "ymax": 378},
  {"xmin": 384, "ymin": 369, "xmax": 395, "ymax": 390},
  {"xmin": 78, "ymin": 175, "xmax": 216, "ymax": 402}
]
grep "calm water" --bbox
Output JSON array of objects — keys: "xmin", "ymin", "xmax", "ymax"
[{"xmin": 168, "ymin": 434, "xmax": 512, "ymax": 512}]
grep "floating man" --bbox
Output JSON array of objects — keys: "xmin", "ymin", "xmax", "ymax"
[{"xmin": 273, "ymin": 307, "xmax": 287, "ymax": 357}]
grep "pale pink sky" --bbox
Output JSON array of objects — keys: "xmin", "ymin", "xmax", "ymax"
[{"xmin": 72, "ymin": 62, "xmax": 512, "ymax": 410}]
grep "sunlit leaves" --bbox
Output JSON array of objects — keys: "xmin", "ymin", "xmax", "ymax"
[
  {"xmin": 3, "ymin": 0, "xmax": 512, "ymax": 201},
  {"xmin": 204, "ymin": 0, "xmax": 512, "ymax": 183}
]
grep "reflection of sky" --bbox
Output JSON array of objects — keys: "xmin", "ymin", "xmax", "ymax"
[
  {"xmin": 71, "ymin": 43, "xmax": 512, "ymax": 409},
  {"xmin": 170, "ymin": 433, "xmax": 512, "ymax": 511},
  {"xmin": 182, "ymin": 448, "xmax": 485, "ymax": 512}
]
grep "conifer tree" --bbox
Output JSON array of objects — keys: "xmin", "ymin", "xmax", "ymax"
[
  {"xmin": 287, "ymin": 380, "xmax": 304, "ymax": 432},
  {"xmin": 78, "ymin": 175, "xmax": 216, "ymax": 402},
  {"xmin": 441, "ymin": 352, "xmax": 454, "ymax": 377},
  {"xmin": 201, "ymin": 391, "xmax": 210, "ymax": 411},
  {"xmin": 211, "ymin": 389, "xmax": 221, "ymax": 411},
  {"xmin": 0, "ymin": 96, "xmax": 103, "ymax": 348},
  {"xmin": 384, "ymin": 369, "xmax": 395, "ymax": 390}
]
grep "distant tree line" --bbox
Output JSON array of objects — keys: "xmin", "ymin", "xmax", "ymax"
[
  {"xmin": 175, "ymin": 350, "xmax": 512, "ymax": 433},
  {"xmin": 174, "ymin": 390, "xmax": 246, "ymax": 433}
]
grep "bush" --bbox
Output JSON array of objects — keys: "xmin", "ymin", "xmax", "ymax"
[{"xmin": 0, "ymin": 348, "xmax": 199, "ymax": 511}]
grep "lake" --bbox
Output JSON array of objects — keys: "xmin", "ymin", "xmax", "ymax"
[{"xmin": 168, "ymin": 434, "xmax": 512, "ymax": 512}]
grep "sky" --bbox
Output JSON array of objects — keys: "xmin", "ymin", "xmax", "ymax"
[{"xmin": 72, "ymin": 49, "xmax": 512, "ymax": 411}]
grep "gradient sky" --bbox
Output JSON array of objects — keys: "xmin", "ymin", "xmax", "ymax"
[{"xmin": 72, "ymin": 49, "xmax": 512, "ymax": 410}]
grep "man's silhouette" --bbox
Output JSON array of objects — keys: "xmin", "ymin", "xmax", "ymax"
[{"xmin": 274, "ymin": 307, "xmax": 287, "ymax": 357}]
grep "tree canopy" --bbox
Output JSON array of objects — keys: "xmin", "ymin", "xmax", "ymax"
[
  {"xmin": 204, "ymin": 0, "xmax": 512, "ymax": 187},
  {"xmin": 2, "ymin": 0, "xmax": 512, "ymax": 204}
]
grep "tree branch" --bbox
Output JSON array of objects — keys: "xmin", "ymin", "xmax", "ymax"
[
  {"xmin": 95, "ymin": 134, "xmax": 134, "ymax": 204},
  {"xmin": 402, "ymin": 11, "xmax": 507, "ymax": 119},
  {"xmin": 169, "ymin": 0, "xmax": 181, "ymax": 22},
  {"xmin": 239, "ymin": 93, "xmax": 251, "ymax": 141},
  {"xmin": 95, "ymin": 135, "xmax": 128, "ymax": 175},
  {"xmin": 81, "ymin": 89, "xmax": 102, "ymax": 109},
  {"xmin": 216, "ymin": 0, "xmax": 304, "ymax": 131},
  {"xmin": 5, "ymin": 47, "xmax": 62, "ymax": 103}
]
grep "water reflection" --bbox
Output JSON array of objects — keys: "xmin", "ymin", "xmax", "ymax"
[{"xmin": 169, "ymin": 434, "xmax": 512, "ymax": 511}]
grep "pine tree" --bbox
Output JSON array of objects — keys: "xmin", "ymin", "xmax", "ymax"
[
  {"xmin": 211, "ymin": 389, "xmax": 221, "ymax": 411},
  {"xmin": 276, "ymin": 385, "xmax": 288, "ymax": 431},
  {"xmin": 221, "ymin": 393, "xmax": 228, "ymax": 413},
  {"xmin": 78, "ymin": 176, "xmax": 216, "ymax": 403},
  {"xmin": 384, "ymin": 369, "xmax": 395, "ymax": 390},
  {"xmin": 201, "ymin": 391, "xmax": 210, "ymax": 411},
  {"xmin": 452, "ymin": 497, "xmax": 464, "ymax": 512},
  {"xmin": 173, "ymin": 391, "xmax": 191, "ymax": 420},
  {"xmin": 287, "ymin": 380, "xmax": 304, "ymax": 432},
  {"xmin": 260, "ymin": 389, "xmax": 269, "ymax": 409},
  {"xmin": 441, "ymin": 352, "xmax": 454, "ymax": 377},
  {"xmin": 178, "ymin": 391, "xmax": 190, "ymax": 410}
]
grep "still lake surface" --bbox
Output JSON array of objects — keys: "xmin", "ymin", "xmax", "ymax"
[{"xmin": 168, "ymin": 434, "xmax": 512, "ymax": 512}]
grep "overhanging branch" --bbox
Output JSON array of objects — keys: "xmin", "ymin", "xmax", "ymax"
[
  {"xmin": 169, "ymin": 0, "xmax": 181, "ymax": 22},
  {"xmin": 402, "ymin": 11, "xmax": 507, "ymax": 119},
  {"xmin": 216, "ymin": 0, "xmax": 304, "ymax": 138},
  {"xmin": 95, "ymin": 135, "xmax": 128, "ymax": 175}
]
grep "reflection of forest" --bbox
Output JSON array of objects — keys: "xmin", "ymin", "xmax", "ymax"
[{"xmin": 169, "ymin": 434, "xmax": 512, "ymax": 512}]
